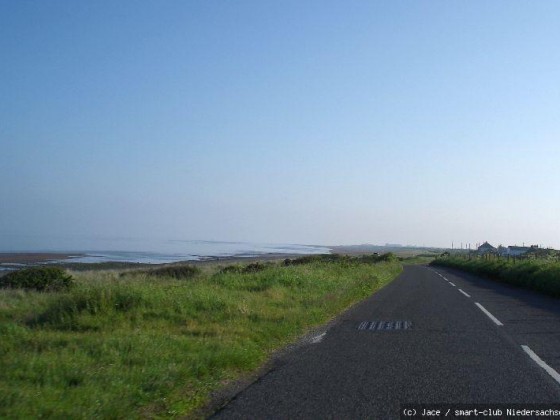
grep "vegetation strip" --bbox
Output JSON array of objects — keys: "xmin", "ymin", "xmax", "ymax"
[
  {"xmin": 0, "ymin": 254, "xmax": 401, "ymax": 418},
  {"xmin": 430, "ymin": 256, "xmax": 560, "ymax": 298}
]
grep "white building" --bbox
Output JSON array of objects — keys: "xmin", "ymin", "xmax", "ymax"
[{"xmin": 507, "ymin": 245, "xmax": 536, "ymax": 257}]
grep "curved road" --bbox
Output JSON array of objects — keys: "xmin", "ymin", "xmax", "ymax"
[{"xmin": 214, "ymin": 265, "xmax": 560, "ymax": 419}]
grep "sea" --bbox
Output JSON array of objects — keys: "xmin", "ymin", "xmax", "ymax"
[{"xmin": 0, "ymin": 239, "xmax": 331, "ymax": 268}]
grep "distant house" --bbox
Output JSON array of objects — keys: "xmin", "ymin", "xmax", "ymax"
[
  {"xmin": 497, "ymin": 245, "xmax": 508, "ymax": 256},
  {"xmin": 507, "ymin": 245, "xmax": 537, "ymax": 257},
  {"xmin": 493, "ymin": 245, "xmax": 539, "ymax": 257},
  {"xmin": 477, "ymin": 242, "xmax": 496, "ymax": 255}
]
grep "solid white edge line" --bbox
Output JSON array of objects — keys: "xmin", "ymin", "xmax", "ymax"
[
  {"xmin": 522, "ymin": 345, "xmax": 560, "ymax": 385},
  {"xmin": 475, "ymin": 302, "xmax": 503, "ymax": 326},
  {"xmin": 449, "ymin": 282, "xmax": 456, "ymax": 287},
  {"xmin": 311, "ymin": 332, "xmax": 326, "ymax": 344},
  {"xmin": 458, "ymin": 289, "xmax": 471, "ymax": 298}
]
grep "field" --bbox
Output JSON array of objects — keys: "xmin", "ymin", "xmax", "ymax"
[
  {"xmin": 431, "ymin": 255, "xmax": 560, "ymax": 298},
  {"xmin": 0, "ymin": 255, "xmax": 401, "ymax": 418}
]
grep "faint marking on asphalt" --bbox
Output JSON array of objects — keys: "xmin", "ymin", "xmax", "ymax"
[{"xmin": 310, "ymin": 333, "xmax": 326, "ymax": 344}]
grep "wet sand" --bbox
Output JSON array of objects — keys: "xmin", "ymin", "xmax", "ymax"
[
  {"xmin": 0, "ymin": 253, "xmax": 83, "ymax": 265},
  {"xmin": 0, "ymin": 252, "xmax": 329, "ymax": 272},
  {"xmin": 0, "ymin": 248, "xmax": 368, "ymax": 268}
]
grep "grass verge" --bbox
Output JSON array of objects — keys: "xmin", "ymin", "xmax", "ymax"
[
  {"xmin": 0, "ymin": 255, "xmax": 401, "ymax": 418},
  {"xmin": 430, "ymin": 256, "xmax": 560, "ymax": 298}
]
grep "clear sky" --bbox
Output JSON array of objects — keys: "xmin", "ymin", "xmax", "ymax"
[{"xmin": 2, "ymin": 1, "xmax": 560, "ymax": 250}]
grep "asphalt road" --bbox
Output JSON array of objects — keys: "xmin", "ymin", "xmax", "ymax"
[{"xmin": 213, "ymin": 265, "xmax": 560, "ymax": 419}]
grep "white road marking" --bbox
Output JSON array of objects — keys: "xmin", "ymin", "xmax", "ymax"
[
  {"xmin": 311, "ymin": 333, "xmax": 326, "ymax": 344},
  {"xmin": 458, "ymin": 289, "xmax": 471, "ymax": 298},
  {"xmin": 522, "ymin": 345, "xmax": 560, "ymax": 385},
  {"xmin": 449, "ymin": 282, "xmax": 456, "ymax": 287},
  {"xmin": 442, "ymin": 277, "xmax": 448, "ymax": 281},
  {"xmin": 475, "ymin": 302, "xmax": 503, "ymax": 326}
]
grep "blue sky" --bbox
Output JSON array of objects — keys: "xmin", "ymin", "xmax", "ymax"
[{"xmin": 2, "ymin": 1, "xmax": 560, "ymax": 250}]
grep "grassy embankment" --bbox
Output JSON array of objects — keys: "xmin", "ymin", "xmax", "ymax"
[
  {"xmin": 0, "ymin": 254, "xmax": 401, "ymax": 418},
  {"xmin": 431, "ymin": 256, "xmax": 560, "ymax": 297},
  {"xmin": 399, "ymin": 253, "xmax": 437, "ymax": 266}
]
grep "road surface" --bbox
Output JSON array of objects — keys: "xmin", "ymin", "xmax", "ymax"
[{"xmin": 213, "ymin": 265, "xmax": 560, "ymax": 419}]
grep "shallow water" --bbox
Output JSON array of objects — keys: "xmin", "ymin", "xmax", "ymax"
[{"xmin": 53, "ymin": 240, "xmax": 331, "ymax": 264}]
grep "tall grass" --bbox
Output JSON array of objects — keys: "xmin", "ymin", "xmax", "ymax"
[
  {"xmin": 431, "ymin": 256, "xmax": 560, "ymax": 297},
  {"xmin": 0, "ymin": 257, "xmax": 401, "ymax": 418}
]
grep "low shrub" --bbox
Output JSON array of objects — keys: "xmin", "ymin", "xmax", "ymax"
[
  {"xmin": 241, "ymin": 262, "xmax": 268, "ymax": 273},
  {"xmin": 373, "ymin": 252, "xmax": 398, "ymax": 263},
  {"xmin": 218, "ymin": 262, "xmax": 270, "ymax": 274},
  {"xmin": 0, "ymin": 267, "xmax": 74, "ymax": 292},
  {"xmin": 283, "ymin": 253, "xmax": 397, "ymax": 266},
  {"xmin": 122, "ymin": 265, "xmax": 200, "ymax": 279},
  {"xmin": 219, "ymin": 264, "xmax": 243, "ymax": 274},
  {"xmin": 60, "ymin": 262, "xmax": 151, "ymax": 271},
  {"xmin": 283, "ymin": 254, "xmax": 344, "ymax": 266}
]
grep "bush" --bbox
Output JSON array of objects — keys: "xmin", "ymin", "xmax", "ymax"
[
  {"xmin": 219, "ymin": 264, "xmax": 243, "ymax": 274},
  {"xmin": 218, "ymin": 262, "xmax": 270, "ymax": 275},
  {"xmin": 0, "ymin": 267, "xmax": 74, "ymax": 291},
  {"xmin": 377, "ymin": 252, "xmax": 398, "ymax": 262},
  {"xmin": 283, "ymin": 253, "xmax": 397, "ymax": 266},
  {"xmin": 284, "ymin": 254, "xmax": 349, "ymax": 265},
  {"xmin": 241, "ymin": 262, "xmax": 268, "ymax": 273},
  {"xmin": 122, "ymin": 265, "xmax": 200, "ymax": 279}
]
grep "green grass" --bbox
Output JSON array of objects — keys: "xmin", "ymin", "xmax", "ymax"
[
  {"xmin": 431, "ymin": 256, "xmax": 560, "ymax": 297},
  {"xmin": 399, "ymin": 255, "xmax": 435, "ymax": 265},
  {"xmin": 0, "ymin": 256, "xmax": 401, "ymax": 418}
]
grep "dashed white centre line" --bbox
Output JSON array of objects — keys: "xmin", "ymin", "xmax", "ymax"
[
  {"xmin": 448, "ymin": 282, "xmax": 456, "ymax": 287},
  {"xmin": 522, "ymin": 345, "xmax": 560, "ymax": 385},
  {"xmin": 458, "ymin": 289, "xmax": 471, "ymax": 298},
  {"xmin": 475, "ymin": 302, "xmax": 503, "ymax": 326}
]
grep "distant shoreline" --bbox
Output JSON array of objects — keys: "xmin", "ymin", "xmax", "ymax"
[
  {"xmin": 0, "ymin": 251, "xmax": 330, "ymax": 268},
  {"xmin": 0, "ymin": 253, "xmax": 84, "ymax": 265},
  {"xmin": 0, "ymin": 245, "xmax": 441, "ymax": 268}
]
